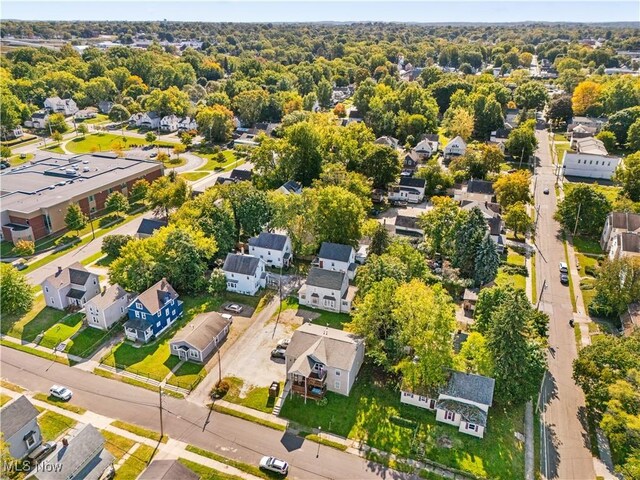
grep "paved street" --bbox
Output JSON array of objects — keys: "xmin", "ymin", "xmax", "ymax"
[
  {"xmin": 534, "ymin": 129, "xmax": 596, "ymax": 480},
  {"xmin": 0, "ymin": 346, "xmax": 412, "ymax": 480}
]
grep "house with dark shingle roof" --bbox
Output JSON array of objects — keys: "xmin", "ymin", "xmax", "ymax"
[
  {"xmin": 317, "ymin": 242, "xmax": 357, "ymax": 280},
  {"xmin": 394, "ymin": 215, "xmax": 423, "ymax": 237},
  {"xmin": 278, "ymin": 180, "xmax": 302, "ymax": 195},
  {"xmin": 170, "ymin": 312, "xmax": 231, "ymax": 363},
  {"xmin": 248, "ymin": 232, "xmax": 292, "ymax": 268},
  {"xmin": 388, "ymin": 177, "xmax": 426, "ymax": 204},
  {"xmin": 136, "ymin": 218, "xmax": 168, "ymax": 238},
  {"xmin": 401, "ymin": 370, "xmax": 495, "ymax": 438},
  {"xmin": 454, "ymin": 179, "xmax": 495, "ymax": 204},
  {"xmin": 298, "ymin": 267, "xmax": 357, "ymax": 313},
  {"xmin": 286, "ymin": 323, "xmax": 364, "ymax": 399},
  {"xmin": 139, "ymin": 460, "xmax": 199, "ymax": 480},
  {"xmin": 0, "ymin": 396, "xmax": 42, "ymax": 460},
  {"xmin": 124, "ymin": 278, "xmax": 183, "ymax": 343},
  {"xmin": 222, "ymin": 253, "xmax": 266, "ymax": 296},
  {"xmin": 41, "ymin": 262, "xmax": 101, "ymax": 310},
  {"xmin": 601, "ymin": 212, "xmax": 640, "ymax": 251}
]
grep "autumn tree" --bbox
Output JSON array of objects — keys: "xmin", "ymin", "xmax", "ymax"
[
  {"xmin": 493, "ymin": 170, "xmax": 532, "ymax": 207},
  {"xmin": 146, "ymin": 174, "xmax": 191, "ymax": 218},
  {"xmin": 442, "ymin": 107, "xmax": 474, "ymax": 141},
  {"xmin": 572, "ymin": 81, "xmax": 604, "ymax": 116}
]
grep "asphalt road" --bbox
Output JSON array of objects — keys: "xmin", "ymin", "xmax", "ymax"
[
  {"xmin": 534, "ymin": 129, "xmax": 596, "ymax": 480},
  {"xmin": 0, "ymin": 347, "xmax": 414, "ymax": 480}
]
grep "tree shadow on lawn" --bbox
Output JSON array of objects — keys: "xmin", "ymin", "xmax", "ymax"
[{"xmin": 1, "ymin": 301, "xmax": 68, "ymax": 343}]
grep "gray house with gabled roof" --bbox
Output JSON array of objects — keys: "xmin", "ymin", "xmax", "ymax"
[
  {"xmin": 248, "ymin": 232, "xmax": 292, "ymax": 268},
  {"xmin": 41, "ymin": 263, "xmax": 100, "ymax": 310},
  {"xmin": 222, "ymin": 253, "xmax": 266, "ymax": 296},
  {"xmin": 170, "ymin": 311, "xmax": 231, "ymax": 363},
  {"xmin": 317, "ymin": 242, "xmax": 357, "ymax": 280},
  {"xmin": 0, "ymin": 396, "xmax": 42, "ymax": 459}
]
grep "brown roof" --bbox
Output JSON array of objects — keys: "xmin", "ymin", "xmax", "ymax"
[
  {"xmin": 171, "ymin": 312, "xmax": 230, "ymax": 351},
  {"xmin": 135, "ymin": 278, "xmax": 178, "ymax": 314},
  {"xmin": 139, "ymin": 460, "xmax": 198, "ymax": 480}
]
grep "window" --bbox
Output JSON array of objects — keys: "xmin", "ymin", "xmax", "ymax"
[
  {"xmin": 165, "ymin": 308, "xmax": 169, "ymax": 315},
  {"xmin": 189, "ymin": 350, "xmax": 198, "ymax": 358},
  {"xmin": 246, "ymin": 275, "xmax": 250, "ymax": 280},
  {"xmin": 120, "ymin": 307, "xmax": 125, "ymax": 313},
  {"xmin": 156, "ymin": 321, "xmax": 161, "ymax": 327},
  {"xmin": 45, "ymin": 287, "xmax": 48, "ymax": 292},
  {"xmin": 93, "ymin": 279, "xmax": 97, "ymax": 285},
  {"xmin": 335, "ymin": 370, "xmax": 341, "ymax": 376},
  {"xmin": 334, "ymin": 381, "xmax": 341, "ymax": 390},
  {"xmin": 136, "ymin": 302, "xmax": 143, "ymax": 309},
  {"xmin": 590, "ymin": 160, "xmax": 593, "ymax": 165},
  {"xmin": 172, "ymin": 310, "xmax": 176, "ymax": 315},
  {"xmin": 173, "ymin": 345, "xmax": 178, "ymax": 350},
  {"xmin": 466, "ymin": 423, "xmax": 478, "ymax": 432},
  {"xmin": 141, "ymin": 313, "xmax": 147, "ymax": 320},
  {"xmin": 429, "ymin": 399, "xmax": 436, "ymax": 409},
  {"xmin": 595, "ymin": 161, "xmax": 599, "ymax": 165},
  {"xmin": 445, "ymin": 410, "xmax": 455, "ymax": 421},
  {"xmin": 24, "ymin": 431, "xmax": 37, "ymax": 449},
  {"xmin": 577, "ymin": 159, "xmax": 581, "ymax": 164},
  {"xmin": 419, "ymin": 395, "xmax": 426, "ymax": 402},
  {"xmin": 89, "ymin": 195, "xmax": 95, "ymax": 202},
  {"xmin": 134, "ymin": 311, "xmax": 140, "ymax": 318}
]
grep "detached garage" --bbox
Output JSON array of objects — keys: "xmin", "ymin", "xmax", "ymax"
[{"xmin": 169, "ymin": 312, "xmax": 231, "ymax": 363}]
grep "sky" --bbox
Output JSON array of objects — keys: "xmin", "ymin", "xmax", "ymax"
[{"xmin": 2, "ymin": 0, "xmax": 639, "ymax": 23}]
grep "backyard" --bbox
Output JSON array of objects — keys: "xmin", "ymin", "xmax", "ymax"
[
  {"xmin": 280, "ymin": 366, "xmax": 524, "ymax": 479},
  {"xmin": 194, "ymin": 148, "xmax": 239, "ymax": 171},
  {"xmin": 495, "ymin": 249, "xmax": 527, "ymax": 291}
]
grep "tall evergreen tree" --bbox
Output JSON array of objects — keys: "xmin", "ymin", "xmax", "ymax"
[
  {"xmin": 453, "ymin": 207, "xmax": 487, "ymax": 278},
  {"xmin": 474, "ymin": 235, "xmax": 500, "ymax": 286},
  {"xmin": 64, "ymin": 203, "xmax": 87, "ymax": 235}
]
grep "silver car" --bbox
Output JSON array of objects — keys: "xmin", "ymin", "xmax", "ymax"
[
  {"xmin": 49, "ymin": 385, "xmax": 73, "ymax": 401},
  {"xmin": 259, "ymin": 456, "xmax": 289, "ymax": 475}
]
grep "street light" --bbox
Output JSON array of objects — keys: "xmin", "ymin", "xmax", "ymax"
[{"xmin": 316, "ymin": 426, "xmax": 322, "ymax": 458}]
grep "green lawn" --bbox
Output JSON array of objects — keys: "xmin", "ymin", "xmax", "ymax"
[
  {"xmin": 179, "ymin": 459, "xmax": 245, "ymax": 480},
  {"xmin": 1, "ymin": 240, "xmax": 15, "ymax": 257},
  {"xmin": 39, "ymin": 144, "xmax": 65, "ymax": 154},
  {"xmin": 1, "ymin": 339, "xmax": 71, "ymax": 365},
  {"xmin": 111, "ymin": 420, "xmax": 168, "ymax": 443},
  {"xmin": 195, "ymin": 149, "xmax": 237, "ymax": 171},
  {"xmin": 179, "ymin": 171, "xmax": 209, "ymax": 182},
  {"xmin": 496, "ymin": 268, "xmax": 526, "ymax": 291},
  {"xmin": 281, "ymin": 367, "xmax": 524, "ymax": 479},
  {"xmin": 39, "ymin": 313, "xmax": 84, "ymax": 349},
  {"xmin": 572, "ymin": 236, "xmax": 603, "ymax": 255},
  {"xmin": 555, "ymin": 143, "xmax": 574, "ymax": 163},
  {"xmin": 0, "ymin": 393, "xmax": 12, "ymax": 407},
  {"xmin": 186, "ymin": 445, "xmax": 280, "ymax": 480},
  {"xmin": 64, "ymin": 325, "xmax": 115, "ymax": 358},
  {"xmin": 115, "ymin": 444, "xmax": 155, "ymax": 479},
  {"xmin": 507, "ymin": 251, "xmax": 526, "ymax": 266},
  {"xmin": 220, "ymin": 376, "xmax": 275, "ymax": 414},
  {"xmin": 0, "ymin": 379, "xmax": 25, "ymax": 392},
  {"xmin": 161, "ymin": 155, "xmax": 188, "ymax": 168},
  {"xmin": 39, "ymin": 410, "xmax": 77, "ymax": 442},
  {"xmin": 32, "ymin": 393, "xmax": 86, "ymax": 414},
  {"xmin": 564, "ymin": 182, "xmax": 622, "ymax": 206},
  {"xmin": 65, "ymin": 132, "xmax": 160, "ymax": 154},
  {"xmin": 76, "ymin": 114, "xmax": 109, "ymax": 125},
  {"xmin": 1, "ymin": 296, "xmax": 69, "ymax": 342},
  {"xmin": 101, "ymin": 430, "xmax": 135, "ymax": 462},
  {"xmin": 166, "ymin": 360, "xmax": 206, "ymax": 390},
  {"xmin": 576, "ymin": 253, "xmax": 600, "ymax": 277},
  {"xmin": 8, "ymin": 153, "xmax": 35, "ymax": 166},
  {"xmin": 553, "ymin": 133, "xmax": 567, "ymax": 142}
]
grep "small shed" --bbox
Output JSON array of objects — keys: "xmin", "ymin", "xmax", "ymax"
[{"xmin": 463, "ymin": 288, "xmax": 479, "ymax": 311}]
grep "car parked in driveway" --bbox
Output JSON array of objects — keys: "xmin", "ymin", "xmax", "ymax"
[
  {"xmin": 49, "ymin": 385, "xmax": 72, "ymax": 401},
  {"xmin": 224, "ymin": 304, "xmax": 243, "ymax": 313},
  {"xmin": 276, "ymin": 338, "xmax": 290, "ymax": 349},
  {"xmin": 270, "ymin": 347, "xmax": 286, "ymax": 359},
  {"xmin": 259, "ymin": 456, "xmax": 289, "ymax": 475}
]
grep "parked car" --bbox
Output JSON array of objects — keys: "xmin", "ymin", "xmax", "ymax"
[
  {"xmin": 259, "ymin": 456, "xmax": 289, "ymax": 475},
  {"xmin": 543, "ymin": 188, "xmax": 550, "ymax": 195},
  {"xmin": 276, "ymin": 338, "xmax": 290, "ymax": 349},
  {"xmin": 0, "ymin": 160, "xmax": 10, "ymax": 170},
  {"xmin": 221, "ymin": 313, "xmax": 233, "ymax": 323},
  {"xmin": 149, "ymin": 152, "xmax": 157, "ymax": 158},
  {"xmin": 224, "ymin": 304, "xmax": 243, "ymax": 313},
  {"xmin": 560, "ymin": 273, "xmax": 569, "ymax": 285},
  {"xmin": 559, "ymin": 262, "xmax": 568, "ymax": 273},
  {"xmin": 271, "ymin": 347, "xmax": 286, "ymax": 359},
  {"xmin": 27, "ymin": 442, "xmax": 56, "ymax": 464},
  {"xmin": 49, "ymin": 385, "xmax": 73, "ymax": 401}
]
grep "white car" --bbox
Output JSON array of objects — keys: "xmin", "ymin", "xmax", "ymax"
[
  {"xmin": 49, "ymin": 385, "xmax": 73, "ymax": 401},
  {"xmin": 259, "ymin": 456, "xmax": 289, "ymax": 475},
  {"xmin": 559, "ymin": 262, "xmax": 568, "ymax": 273},
  {"xmin": 276, "ymin": 338, "xmax": 290, "ymax": 349}
]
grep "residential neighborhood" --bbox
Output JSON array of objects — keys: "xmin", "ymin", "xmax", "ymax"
[{"xmin": 1, "ymin": 7, "xmax": 640, "ymax": 480}]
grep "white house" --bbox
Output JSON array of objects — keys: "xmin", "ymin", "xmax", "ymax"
[
  {"xmin": 562, "ymin": 151, "xmax": 620, "ymax": 180},
  {"xmin": 374, "ymin": 136, "xmax": 401, "ymax": 150},
  {"xmin": 401, "ymin": 371, "xmax": 496, "ymax": 439},
  {"xmin": 178, "ymin": 117, "xmax": 197, "ymax": 131},
  {"xmin": 388, "ymin": 177, "xmax": 427, "ymax": 204},
  {"xmin": 413, "ymin": 138, "xmax": 434, "ymax": 159},
  {"xmin": 85, "ymin": 284, "xmax": 132, "ymax": 331},
  {"xmin": 222, "ymin": 253, "xmax": 266, "ymax": 296},
  {"xmin": 74, "ymin": 109, "xmax": 98, "ymax": 120},
  {"xmin": 128, "ymin": 112, "xmax": 143, "ymax": 126},
  {"xmin": 169, "ymin": 312, "xmax": 231, "ymax": 363},
  {"xmin": 317, "ymin": 242, "xmax": 357, "ymax": 280},
  {"xmin": 25, "ymin": 110, "xmax": 49, "ymax": 130},
  {"xmin": 444, "ymin": 135, "xmax": 467, "ymax": 159},
  {"xmin": 139, "ymin": 112, "xmax": 161, "ymax": 129},
  {"xmin": 40, "ymin": 263, "xmax": 101, "ymax": 310},
  {"xmin": 248, "ymin": 232, "xmax": 293, "ymax": 269},
  {"xmin": 286, "ymin": 323, "xmax": 365, "ymax": 400},
  {"xmin": 608, "ymin": 232, "xmax": 640, "ymax": 260},
  {"xmin": 567, "ymin": 116, "xmax": 607, "ymax": 133},
  {"xmin": 298, "ymin": 267, "xmax": 357, "ymax": 313},
  {"xmin": 160, "ymin": 115, "xmax": 180, "ymax": 132},
  {"xmin": 601, "ymin": 212, "xmax": 640, "ymax": 251},
  {"xmin": 44, "ymin": 97, "xmax": 78, "ymax": 116}
]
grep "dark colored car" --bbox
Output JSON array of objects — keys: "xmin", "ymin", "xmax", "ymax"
[
  {"xmin": 560, "ymin": 273, "xmax": 569, "ymax": 284},
  {"xmin": 271, "ymin": 348, "xmax": 286, "ymax": 359}
]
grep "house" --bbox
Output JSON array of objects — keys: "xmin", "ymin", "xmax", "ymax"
[
  {"xmin": 74, "ymin": 109, "xmax": 97, "ymax": 120},
  {"xmin": 488, "ymin": 216, "xmax": 506, "ymax": 253},
  {"xmin": 136, "ymin": 218, "xmax": 168, "ymax": 238},
  {"xmin": 562, "ymin": 143, "xmax": 620, "ymax": 180},
  {"xmin": 569, "ymin": 124, "xmax": 596, "ymax": 147},
  {"xmin": 222, "ymin": 253, "xmax": 266, "ymax": 296},
  {"xmin": 298, "ymin": 267, "xmax": 357, "ymax": 313},
  {"xmin": 3, "ymin": 125, "xmax": 24, "ymax": 139},
  {"xmin": 278, "ymin": 180, "xmax": 302, "ymax": 195},
  {"xmin": 124, "ymin": 278, "xmax": 183, "ymax": 343},
  {"xmin": 394, "ymin": 215, "xmax": 423, "ymax": 237},
  {"xmin": 85, "ymin": 284, "xmax": 132, "ymax": 331},
  {"xmin": 443, "ymin": 136, "xmax": 467, "ymax": 159},
  {"xmin": 128, "ymin": 112, "xmax": 143, "ymax": 126},
  {"xmin": 388, "ymin": 177, "xmax": 427, "ymax": 204},
  {"xmin": 316, "ymin": 242, "xmax": 357, "ymax": 280},
  {"xmin": 25, "ymin": 110, "xmax": 49, "ymax": 129},
  {"xmin": 160, "ymin": 115, "xmax": 180, "ymax": 132},
  {"xmin": 229, "ymin": 169, "xmax": 252, "ymax": 182},
  {"xmin": 400, "ymin": 370, "xmax": 495, "ymax": 438},
  {"xmin": 403, "ymin": 151, "xmax": 421, "ymax": 171},
  {"xmin": 505, "ymin": 108, "xmax": 520, "ymax": 126},
  {"xmin": 285, "ymin": 323, "xmax": 365, "ymax": 400},
  {"xmin": 608, "ymin": 232, "xmax": 640, "ymax": 260},
  {"xmin": 170, "ymin": 312, "xmax": 231, "ymax": 363},
  {"xmin": 567, "ymin": 116, "xmax": 607, "ymax": 133},
  {"xmin": 178, "ymin": 117, "xmax": 197, "ymax": 131},
  {"xmin": 44, "ymin": 97, "xmax": 78, "ymax": 116},
  {"xmin": 375, "ymin": 136, "xmax": 401, "ymax": 149},
  {"xmin": 463, "ymin": 288, "xmax": 479, "ymax": 311},
  {"xmin": 414, "ymin": 138, "xmax": 434, "ymax": 159},
  {"xmin": 98, "ymin": 101, "xmax": 114, "ymax": 114},
  {"xmin": 31, "ymin": 424, "xmax": 114, "ymax": 480},
  {"xmin": 253, "ymin": 122, "xmax": 281, "ymax": 137},
  {"xmin": 620, "ymin": 302, "xmax": 640, "ymax": 337},
  {"xmin": 41, "ymin": 263, "xmax": 101, "ymax": 310},
  {"xmin": 454, "ymin": 179, "xmax": 495, "ymax": 203},
  {"xmin": 139, "ymin": 460, "xmax": 199, "ymax": 480},
  {"xmin": 462, "ymin": 200, "xmax": 505, "ymax": 253},
  {"xmin": 490, "ymin": 128, "xmax": 511, "ymax": 144},
  {"xmin": 600, "ymin": 212, "xmax": 640, "ymax": 251},
  {"xmin": 248, "ymin": 232, "xmax": 293, "ymax": 268},
  {"xmin": 0, "ymin": 396, "xmax": 41, "ymax": 460},
  {"xmin": 234, "ymin": 132, "xmax": 259, "ymax": 147},
  {"xmin": 138, "ymin": 112, "xmax": 161, "ymax": 129}
]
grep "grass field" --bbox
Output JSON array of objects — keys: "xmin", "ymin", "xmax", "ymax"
[
  {"xmin": 39, "ymin": 410, "xmax": 77, "ymax": 442},
  {"xmin": 179, "ymin": 171, "xmax": 209, "ymax": 182},
  {"xmin": 0, "ymin": 393, "xmax": 12, "ymax": 407},
  {"xmin": 1, "ymin": 296, "xmax": 69, "ymax": 342},
  {"xmin": 39, "ymin": 313, "xmax": 84, "ymax": 349},
  {"xmin": 179, "ymin": 459, "xmax": 245, "ymax": 480},
  {"xmin": 563, "ymin": 182, "xmax": 622, "ymax": 206},
  {"xmin": 219, "ymin": 376, "xmax": 275, "ymax": 414},
  {"xmin": 111, "ymin": 420, "xmax": 168, "ymax": 443},
  {"xmin": 166, "ymin": 360, "xmax": 206, "ymax": 389},
  {"xmin": 64, "ymin": 326, "xmax": 114, "ymax": 358},
  {"xmin": 280, "ymin": 366, "xmax": 525, "ymax": 479},
  {"xmin": 496, "ymin": 250, "xmax": 527, "ymax": 291},
  {"xmin": 33, "ymin": 393, "xmax": 86, "ymax": 414},
  {"xmin": 115, "ymin": 443, "xmax": 155, "ymax": 479},
  {"xmin": 39, "ymin": 144, "xmax": 65, "ymax": 154},
  {"xmin": 195, "ymin": 149, "xmax": 238, "ymax": 171},
  {"xmin": 101, "ymin": 430, "xmax": 136, "ymax": 462},
  {"xmin": 186, "ymin": 445, "xmax": 281, "ymax": 480},
  {"xmin": 8, "ymin": 153, "xmax": 34, "ymax": 166},
  {"xmin": 66, "ymin": 132, "xmax": 168, "ymax": 154}
]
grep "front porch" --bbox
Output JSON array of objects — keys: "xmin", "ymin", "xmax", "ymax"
[{"xmin": 290, "ymin": 369, "xmax": 327, "ymax": 401}]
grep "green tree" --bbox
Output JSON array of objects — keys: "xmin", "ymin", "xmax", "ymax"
[
  {"xmin": 414, "ymin": 159, "xmax": 454, "ymax": 196},
  {"xmin": 369, "ymin": 222, "xmax": 391, "ymax": 256},
  {"xmin": 130, "ymin": 179, "xmax": 150, "ymax": 201},
  {"xmin": 102, "ymin": 234, "xmax": 134, "ymax": 258},
  {"xmin": 146, "ymin": 175, "xmax": 191, "ymax": 218},
  {"xmin": 596, "ymin": 130, "xmax": 617, "ymax": 152},
  {"xmin": 505, "ymin": 124, "xmax": 538, "ymax": 163},
  {"xmin": 219, "ymin": 181, "xmax": 272, "ymax": 239},
  {"xmin": 514, "ymin": 81, "xmax": 548, "ymax": 110},
  {"xmin": 316, "ymin": 79, "xmax": 333, "ymax": 108},
  {"xmin": 208, "ymin": 269, "xmax": 227, "ymax": 297},
  {"xmin": 105, "ymin": 191, "xmax": 130, "ymax": 216},
  {"xmin": 196, "ymin": 104, "xmax": 234, "ymax": 143},
  {"xmin": 76, "ymin": 123, "xmax": 88, "ymax": 136},
  {"xmin": 627, "ymin": 118, "xmax": 640, "ymax": 151},
  {"xmin": 555, "ymin": 184, "xmax": 611, "ymax": 236},
  {"xmin": 504, "ymin": 202, "xmax": 535, "ymax": 238},
  {"xmin": 1, "ymin": 146, "xmax": 11, "ymax": 159},
  {"xmin": 605, "ymin": 106, "xmax": 640, "ymax": 145},
  {"xmin": 145, "ymin": 131, "xmax": 157, "ymax": 143},
  {"xmin": 145, "ymin": 86, "xmax": 191, "ymax": 116},
  {"xmin": 108, "ymin": 104, "xmax": 130, "ymax": 122},
  {"xmin": 591, "ymin": 257, "xmax": 640, "ymax": 317},
  {"xmin": 355, "ymin": 254, "xmax": 409, "ymax": 296},
  {"xmin": 455, "ymin": 331, "xmax": 494, "ymax": 376},
  {"xmin": 0, "ymin": 263, "xmax": 34, "ymax": 315},
  {"xmin": 47, "ymin": 113, "xmax": 69, "ymax": 134},
  {"xmin": 313, "ymin": 163, "xmax": 372, "ymax": 212},
  {"xmin": 233, "ymin": 89, "xmax": 268, "ymax": 126},
  {"xmin": 418, "ymin": 196, "xmax": 467, "ymax": 257},
  {"xmin": 64, "ymin": 203, "xmax": 87, "ymax": 235},
  {"xmin": 311, "ymin": 185, "xmax": 366, "ymax": 247},
  {"xmin": 357, "ymin": 144, "xmax": 401, "ymax": 189},
  {"xmin": 474, "ymin": 235, "xmax": 500, "ymax": 286},
  {"xmin": 615, "ymin": 151, "xmax": 640, "ymax": 202},
  {"xmin": 494, "ymin": 170, "xmax": 532, "ymax": 208},
  {"xmin": 83, "ymin": 76, "xmax": 118, "ymax": 105},
  {"xmin": 442, "ymin": 107, "xmax": 474, "ymax": 141},
  {"xmin": 13, "ymin": 239, "xmax": 35, "ymax": 257},
  {"xmin": 453, "ymin": 207, "xmax": 487, "ymax": 279},
  {"xmin": 546, "ymin": 95, "xmax": 573, "ymax": 128}
]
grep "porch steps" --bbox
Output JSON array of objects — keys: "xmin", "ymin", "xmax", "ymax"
[{"xmin": 272, "ymin": 380, "xmax": 291, "ymax": 416}]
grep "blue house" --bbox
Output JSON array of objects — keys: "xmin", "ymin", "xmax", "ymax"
[{"xmin": 124, "ymin": 278, "xmax": 183, "ymax": 343}]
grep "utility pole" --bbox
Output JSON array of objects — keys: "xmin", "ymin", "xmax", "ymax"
[
  {"xmin": 158, "ymin": 386, "xmax": 164, "ymax": 440},
  {"xmin": 573, "ymin": 202, "xmax": 582, "ymax": 237},
  {"xmin": 217, "ymin": 347, "xmax": 222, "ymax": 385},
  {"xmin": 88, "ymin": 211, "xmax": 95, "ymax": 240},
  {"xmin": 536, "ymin": 279, "xmax": 547, "ymax": 310}
]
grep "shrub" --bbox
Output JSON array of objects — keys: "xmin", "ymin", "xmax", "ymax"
[
  {"xmin": 502, "ymin": 264, "xmax": 529, "ymax": 277},
  {"xmin": 102, "ymin": 234, "xmax": 134, "ymax": 258},
  {"xmin": 211, "ymin": 379, "xmax": 230, "ymax": 398},
  {"xmin": 13, "ymin": 239, "xmax": 35, "ymax": 256},
  {"xmin": 585, "ymin": 264, "xmax": 599, "ymax": 277}
]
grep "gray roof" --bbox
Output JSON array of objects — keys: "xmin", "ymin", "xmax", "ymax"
[
  {"xmin": 424, "ymin": 133, "xmax": 439, "ymax": 142},
  {"xmin": 287, "ymin": 323, "xmax": 363, "ymax": 375},
  {"xmin": 136, "ymin": 218, "xmax": 167, "ymax": 236},
  {"xmin": 42, "ymin": 262, "xmax": 94, "ymax": 290},
  {"xmin": 436, "ymin": 398, "xmax": 489, "ymax": 427},
  {"xmin": 618, "ymin": 232, "xmax": 640, "ymax": 253},
  {"xmin": 139, "ymin": 460, "xmax": 199, "ymax": 480},
  {"xmin": 467, "ymin": 179, "xmax": 495, "ymax": 195},
  {"xmin": 608, "ymin": 212, "xmax": 640, "ymax": 232},
  {"xmin": 223, "ymin": 253, "xmax": 262, "ymax": 276},
  {"xmin": 0, "ymin": 396, "xmax": 39, "ymax": 439},
  {"xmin": 488, "ymin": 216, "xmax": 503, "ymax": 236},
  {"xmin": 66, "ymin": 288, "xmax": 85, "ymax": 299},
  {"xmin": 248, "ymin": 232, "xmax": 288, "ymax": 251},
  {"xmin": 305, "ymin": 267, "xmax": 345, "ymax": 290},
  {"xmin": 34, "ymin": 424, "xmax": 113, "ymax": 480},
  {"xmin": 281, "ymin": 180, "xmax": 302, "ymax": 193},
  {"xmin": 395, "ymin": 215, "xmax": 420, "ymax": 230},
  {"xmin": 230, "ymin": 169, "xmax": 252, "ymax": 181},
  {"xmin": 318, "ymin": 242, "xmax": 354, "ymax": 262},
  {"xmin": 133, "ymin": 278, "xmax": 178, "ymax": 315},
  {"xmin": 399, "ymin": 177, "xmax": 426, "ymax": 189},
  {"xmin": 171, "ymin": 312, "xmax": 231, "ymax": 352},
  {"xmin": 87, "ymin": 284, "xmax": 130, "ymax": 310},
  {"xmin": 441, "ymin": 371, "xmax": 495, "ymax": 407}
]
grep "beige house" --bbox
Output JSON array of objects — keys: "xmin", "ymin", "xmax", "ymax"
[
  {"xmin": 41, "ymin": 263, "xmax": 100, "ymax": 310},
  {"xmin": 85, "ymin": 284, "xmax": 132, "ymax": 330},
  {"xmin": 286, "ymin": 323, "xmax": 365, "ymax": 400}
]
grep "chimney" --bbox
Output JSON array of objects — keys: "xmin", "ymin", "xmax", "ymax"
[
  {"xmin": 101, "ymin": 286, "xmax": 107, "ymax": 296},
  {"xmin": 57, "ymin": 266, "xmax": 63, "ymax": 275},
  {"xmin": 62, "ymin": 438, "xmax": 68, "ymax": 447}
]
